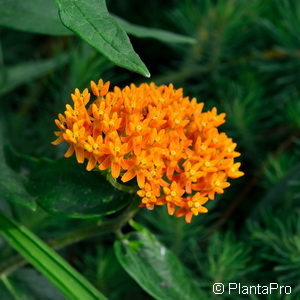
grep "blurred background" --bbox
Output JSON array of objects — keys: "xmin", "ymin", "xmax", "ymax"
[{"xmin": 0, "ymin": 0, "xmax": 300, "ymax": 299}]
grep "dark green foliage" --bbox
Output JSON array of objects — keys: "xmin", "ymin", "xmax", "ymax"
[
  {"xmin": 82, "ymin": 246, "xmax": 149, "ymax": 300},
  {"xmin": 0, "ymin": 125, "xmax": 36, "ymax": 210},
  {"xmin": 0, "ymin": 0, "xmax": 300, "ymax": 299},
  {"xmin": 0, "ymin": 268, "xmax": 66, "ymax": 300},
  {"xmin": 0, "ymin": 0, "xmax": 71, "ymax": 35},
  {"xmin": 28, "ymin": 158, "xmax": 130, "ymax": 218},
  {"xmin": 0, "ymin": 212, "xmax": 107, "ymax": 300},
  {"xmin": 54, "ymin": 0, "xmax": 150, "ymax": 77},
  {"xmin": 0, "ymin": 54, "xmax": 69, "ymax": 95},
  {"xmin": 249, "ymin": 212, "xmax": 300, "ymax": 293},
  {"xmin": 115, "ymin": 221, "xmax": 208, "ymax": 300}
]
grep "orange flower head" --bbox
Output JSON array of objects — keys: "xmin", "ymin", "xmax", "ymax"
[{"xmin": 52, "ymin": 80, "xmax": 244, "ymax": 223}]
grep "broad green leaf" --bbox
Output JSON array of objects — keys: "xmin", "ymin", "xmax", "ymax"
[
  {"xmin": 0, "ymin": 126, "xmax": 36, "ymax": 210},
  {"xmin": 0, "ymin": 212, "xmax": 107, "ymax": 300},
  {"xmin": 113, "ymin": 15, "xmax": 196, "ymax": 44},
  {"xmin": 55, "ymin": 0, "xmax": 150, "ymax": 77},
  {"xmin": 27, "ymin": 158, "xmax": 130, "ymax": 218},
  {"xmin": 114, "ymin": 222, "xmax": 207, "ymax": 300},
  {"xmin": 0, "ymin": 0, "xmax": 71, "ymax": 35},
  {"xmin": 0, "ymin": 54, "xmax": 68, "ymax": 95}
]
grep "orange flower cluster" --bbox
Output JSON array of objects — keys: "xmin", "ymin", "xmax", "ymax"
[{"xmin": 53, "ymin": 79, "xmax": 244, "ymax": 222}]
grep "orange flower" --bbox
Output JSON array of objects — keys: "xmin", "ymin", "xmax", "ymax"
[
  {"xmin": 148, "ymin": 128, "xmax": 168, "ymax": 147},
  {"xmin": 84, "ymin": 135, "xmax": 105, "ymax": 171},
  {"xmin": 137, "ymin": 183, "xmax": 160, "ymax": 210},
  {"xmin": 100, "ymin": 132, "xmax": 129, "ymax": 178},
  {"xmin": 163, "ymin": 181, "xmax": 185, "ymax": 215},
  {"xmin": 52, "ymin": 79, "xmax": 244, "ymax": 222},
  {"xmin": 226, "ymin": 162, "xmax": 245, "ymax": 178},
  {"xmin": 206, "ymin": 172, "xmax": 231, "ymax": 200},
  {"xmin": 176, "ymin": 193, "xmax": 209, "ymax": 223},
  {"xmin": 91, "ymin": 101, "xmax": 111, "ymax": 121},
  {"xmin": 181, "ymin": 160, "xmax": 204, "ymax": 193},
  {"xmin": 121, "ymin": 151, "xmax": 152, "ymax": 188},
  {"xmin": 90, "ymin": 79, "xmax": 110, "ymax": 97},
  {"xmin": 62, "ymin": 122, "xmax": 86, "ymax": 163}
]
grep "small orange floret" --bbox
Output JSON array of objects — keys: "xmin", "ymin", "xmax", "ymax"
[{"xmin": 52, "ymin": 80, "xmax": 244, "ymax": 223}]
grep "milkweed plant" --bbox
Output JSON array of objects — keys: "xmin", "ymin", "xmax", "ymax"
[
  {"xmin": 52, "ymin": 80, "xmax": 244, "ymax": 223},
  {"xmin": 1, "ymin": 0, "xmax": 298, "ymax": 299}
]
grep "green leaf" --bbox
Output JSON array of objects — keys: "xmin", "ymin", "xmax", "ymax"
[
  {"xmin": 0, "ymin": 126, "xmax": 36, "ymax": 210},
  {"xmin": 0, "ymin": 0, "xmax": 194, "ymax": 46},
  {"xmin": 55, "ymin": 0, "xmax": 150, "ymax": 77},
  {"xmin": 0, "ymin": 54, "xmax": 68, "ymax": 95},
  {"xmin": 0, "ymin": 212, "xmax": 107, "ymax": 300},
  {"xmin": 0, "ymin": 0, "xmax": 71, "ymax": 35},
  {"xmin": 114, "ymin": 222, "xmax": 207, "ymax": 300},
  {"xmin": 27, "ymin": 158, "xmax": 130, "ymax": 218},
  {"xmin": 112, "ymin": 15, "xmax": 196, "ymax": 44}
]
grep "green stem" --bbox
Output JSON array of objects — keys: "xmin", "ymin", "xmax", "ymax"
[
  {"xmin": 0, "ymin": 201, "xmax": 139, "ymax": 278},
  {"xmin": 106, "ymin": 173, "xmax": 138, "ymax": 194}
]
